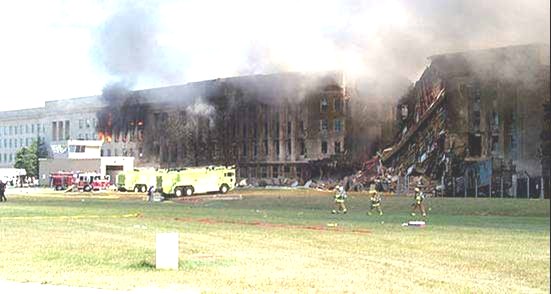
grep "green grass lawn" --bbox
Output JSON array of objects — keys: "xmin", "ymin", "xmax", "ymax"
[{"xmin": 0, "ymin": 189, "xmax": 548, "ymax": 293}]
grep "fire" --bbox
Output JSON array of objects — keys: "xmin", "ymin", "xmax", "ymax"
[{"xmin": 97, "ymin": 132, "xmax": 112, "ymax": 143}]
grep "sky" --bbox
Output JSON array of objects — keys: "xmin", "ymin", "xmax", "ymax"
[{"xmin": 0, "ymin": 0, "xmax": 548, "ymax": 111}]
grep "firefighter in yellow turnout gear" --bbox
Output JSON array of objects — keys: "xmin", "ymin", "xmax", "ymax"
[
  {"xmin": 367, "ymin": 189, "xmax": 383, "ymax": 215},
  {"xmin": 411, "ymin": 187, "xmax": 427, "ymax": 217},
  {"xmin": 332, "ymin": 185, "xmax": 348, "ymax": 214}
]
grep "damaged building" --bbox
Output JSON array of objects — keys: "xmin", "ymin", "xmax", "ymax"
[
  {"xmin": 382, "ymin": 43, "xmax": 550, "ymax": 198},
  {"xmin": 96, "ymin": 71, "xmax": 382, "ymax": 184}
]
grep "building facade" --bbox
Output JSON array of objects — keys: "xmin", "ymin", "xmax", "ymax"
[
  {"xmin": 383, "ymin": 43, "xmax": 550, "ymax": 197},
  {"xmin": 2, "ymin": 71, "xmax": 381, "ymax": 183}
]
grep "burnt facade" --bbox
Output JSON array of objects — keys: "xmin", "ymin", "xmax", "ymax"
[
  {"xmin": 98, "ymin": 72, "xmax": 372, "ymax": 183},
  {"xmin": 383, "ymin": 44, "xmax": 550, "ymax": 197}
]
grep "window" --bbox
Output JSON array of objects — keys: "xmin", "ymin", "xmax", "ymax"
[
  {"xmin": 274, "ymin": 140, "xmax": 279, "ymax": 156},
  {"xmin": 275, "ymin": 117, "xmax": 280, "ymax": 137},
  {"xmin": 299, "ymin": 120, "xmax": 304, "ymax": 133},
  {"xmin": 334, "ymin": 119, "xmax": 342, "ymax": 133},
  {"xmin": 334, "ymin": 141, "xmax": 341, "ymax": 153},
  {"xmin": 65, "ymin": 120, "xmax": 70, "ymax": 140},
  {"xmin": 261, "ymin": 167, "xmax": 267, "ymax": 178},
  {"xmin": 334, "ymin": 97, "xmax": 342, "ymax": 112},
  {"xmin": 25, "ymin": 138, "xmax": 29, "ymax": 146},
  {"xmin": 273, "ymin": 166, "xmax": 279, "ymax": 178},
  {"xmin": 284, "ymin": 165, "xmax": 290, "ymax": 177},
  {"xmin": 287, "ymin": 121, "xmax": 291, "ymax": 136},
  {"xmin": 9, "ymin": 154, "xmax": 12, "ymax": 162},
  {"xmin": 51, "ymin": 122, "xmax": 57, "ymax": 141},
  {"xmin": 14, "ymin": 126, "xmax": 17, "ymax": 135},
  {"xmin": 107, "ymin": 149, "xmax": 111, "ymax": 156},
  {"xmin": 86, "ymin": 119, "xmax": 91, "ymax": 128},
  {"xmin": 31, "ymin": 124, "xmax": 34, "ymax": 133},
  {"xmin": 9, "ymin": 126, "xmax": 13, "ymax": 135},
  {"xmin": 25, "ymin": 125, "xmax": 29, "ymax": 134},
  {"xmin": 264, "ymin": 121, "xmax": 268, "ymax": 137},
  {"xmin": 253, "ymin": 141, "xmax": 258, "ymax": 157},
  {"xmin": 300, "ymin": 139, "xmax": 306, "ymax": 155},
  {"xmin": 242, "ymin": 142, "xmax": 247, "ymax": 157},
  {"xmin": 321, "ymin": 97, "xmax": 328, "ymax": 112},
  {"xmin": 320, "ymin": 119, "xmax": 328, "ymax": 131},
  {"xmin": 321, "ymin": 141, "xmax": 328, "ymax": 154},
  {"xmin": 8, "ymin": 139, "xmax": 12, "ymax": 148},
  {"xmin": 264, "ymin": 140, "xmax": 268, "ymax": 156},
  {"xmin": 243, "ymin": 124, "xmax": 247, "ymax": 138}
]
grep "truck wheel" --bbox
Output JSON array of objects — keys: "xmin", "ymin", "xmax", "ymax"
[
  {"xmin": 84, "ymin": 185, "xmax": 92, "ymax": 192},
  {"xmin": 184, "ymin": 186, "xmax": 194, "ymax": 196},
  {"xmin": 140, "ymin": 185, "xmax": 147, "ymax": 193},
  {"xmin": 175, "ymin": 188, "xmax": 183, "ymax": 197},
  {"xmin": 219, "ymin": 184, "xmax": 229, "ymax": 194},
  {"xmin": 134, "ymin": 185, "xmax": 140, "ymax": 193}
]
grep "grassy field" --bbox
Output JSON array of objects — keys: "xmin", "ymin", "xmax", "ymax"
[{"xmin": 0, "ymin": 188, "xmax": 548, "ymax": 293}]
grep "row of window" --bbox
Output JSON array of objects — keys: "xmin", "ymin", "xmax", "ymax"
[
  {"xmin": 241, "ymin": 140, "xmax": 342, "ymax": 158},
  {"xmin": 101, "ymin": 148, "xmax": 143, "ymax": 157},
  {"xmin": 78, "ymin": 118, "xmax": 97, "ymax": 129},
  {"xmin": 235, "ymin": 118, "xmax": 343, "ymax": 140},
  {"xmin": 0, "ymin": 124, "xmax": 44, "ymax": 137},
  {"xmin": 0, "ymin": 137, "xmax": 44, "ymax": 149},
  {"xmin": 0, "ymin": 153, "xmax": 14, "ymax": 163},
  {"xmin": 320, "ymin": 97, "xmax": 344, "ymax": 113},
  {"xmin": 239, "ymin": 165, "xmax": 302, "ymax": 179}
]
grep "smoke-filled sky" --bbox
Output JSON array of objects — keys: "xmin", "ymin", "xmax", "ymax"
[{"xmin": 0, "ymin": 0, "xmax": 548, "ymax": 110}]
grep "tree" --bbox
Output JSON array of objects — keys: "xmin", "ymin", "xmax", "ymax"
[{"xmin": 14, "ymin": 139, "xmax": 47, "ymax": 178}]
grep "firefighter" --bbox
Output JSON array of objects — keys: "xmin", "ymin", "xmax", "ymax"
[
  {"xmin": 411, "ymin": 187, "xmax": 427, "ymax": 217},
  {"xmin": 0, "ymin": 180, "xmax": 6, "ymax": 202},
  {"xmin": 332, "ymin": 185, "xmax": 348, "ymax": 214},
  {"xmin": 367, "ymin": 189, "xmax": 383, "ymax": 215}
]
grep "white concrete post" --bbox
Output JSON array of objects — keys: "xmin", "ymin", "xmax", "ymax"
[{"xmin": 156, "ymin": 233, "xmax": 179, "ymax": 270}]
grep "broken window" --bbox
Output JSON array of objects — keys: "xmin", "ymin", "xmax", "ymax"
[
  {"xmin": 284, "ymin": 165, "xmax": 290, "ymax": 177},
  {"xmin": 273, "ymin": 165, "xmax": 279, "ymax": 178},
  {"xmin": 299, "ymin": 120, "xmax": 305, "ymax": 133},
  {"xmin": 253, "ymin": 141, "xmax": 258, "ymax": 158},
  {"xmin": 334, "ymin": 141, "xmax": 341, "ymax": 153},
  {"xmin": 275, "ymin": 117, "xmax": 280, "ymax": 137},
  {"xmin": 334, "ymin": 97, "xmax": 342, "ymax": 112},
  {"xmin": 242, "ymin": 142, "xmax": 247, "ymax": 158},
  {"xmin": 300, "ymin": 139, "xmax": 306, "ymax": 156},
  {"xmin": 264, "ymin": 120, "xmax": 268, "ymax": 137},
  {"xmin": 243, "ymin": 124, "xmax": 247, "ymax": 138},
  {"xmin": 321, "ymin": 97, "xmax": 328, "ymax": 112},
  {"xmin": 321, "ymin": 141, "xmax": 328, "ymax": 154},
  {"xmin": 491, "ymin": 135, "xmax": 499, "ymax": 154},
  {"xmin": 334, "ymin": 119, "xmax": 342, "ymax": 133},
  {"xmin": 254, "ymin": 124, "xmax": 258, "ymax": 139},
  {"xmin": 274, "ymin": 140, "xmax": 279, "ymax": 156},
  {"xmin": 468, "ymin": 133, "xmax": 482, "ymax": 157},
  {"xmin": 261, "ymin": 166, "xmax": 267, "ymax": 178},
  {"xmin": 320, "ymin": 119, "xmax": 328, "ymax": 131},
  {"xmin": 263, "ymin": 140, "xmax": 268, "ymax": 156},
  {"xmin": 471, "ymin": 82, "xmax": 481, "ymax": 132}
]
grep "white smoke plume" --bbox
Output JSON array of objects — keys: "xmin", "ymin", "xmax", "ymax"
[{"xmin": 92, "ymin": 0, "xmax": 549, "ymax": 100}]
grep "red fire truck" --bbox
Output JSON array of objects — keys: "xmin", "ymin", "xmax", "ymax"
[
  {"xmin": 50, "ymin": 172, "xmax": 77, "ymax": 190},
  {"xmin": 76, "ymin": 173, "xmax": 111, "ymax": 191}
]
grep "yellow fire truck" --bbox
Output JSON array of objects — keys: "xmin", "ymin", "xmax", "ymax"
[{"xmin": 161, "ymin": 165, "xmax": 236, "ymax": 197}]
